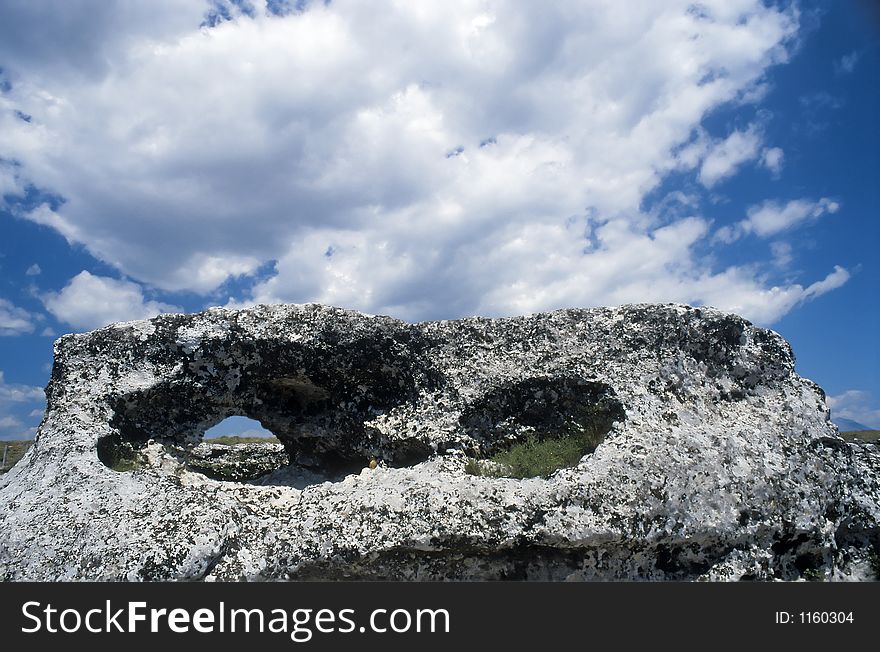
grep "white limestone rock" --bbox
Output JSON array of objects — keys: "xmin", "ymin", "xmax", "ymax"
[{"xmin": 0, "ymin": 303, "xmax": 877, "ymax": 581}]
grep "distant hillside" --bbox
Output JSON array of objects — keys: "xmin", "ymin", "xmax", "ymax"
[
  {"xmin": 840, "ymin": 430, "xmax": 880, "ymax": 445},
  {"xmin": 0, "ymin": 440, "xmax": 33, "ymax": 474},
  {"xmin": 205, "ymin": 435, "xmax": 281, "ymax": 445},
  {"xmin": 835, "ymin": 417, "xmax": 871, "ymax": 432}
]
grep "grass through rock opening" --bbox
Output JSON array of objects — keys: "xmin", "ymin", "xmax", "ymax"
[
  {"xmin": 465, "ymin": 426, "xmax": 605, "ymax": 479},
  {"xmin": 96, "ymin": 434, "xmax": 143, "ymax": 473}
]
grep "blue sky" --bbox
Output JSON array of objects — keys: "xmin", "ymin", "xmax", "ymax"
[{"xmin": 0, "ymin": 0, "xmax": 877, "ymax": 439}]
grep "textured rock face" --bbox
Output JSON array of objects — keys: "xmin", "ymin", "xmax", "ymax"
[
  {"xmin": 185, "ymin": 442, "xmax": 288, "ymax": 482},
  {"xmin": 1, "ymin": 303, "xmax": 878, "ymax": 581}
]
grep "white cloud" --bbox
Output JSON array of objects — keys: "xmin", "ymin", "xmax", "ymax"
[
  {"xmin": 0, "ymin": 370, "xmax": 44, "ymax": 409},
  {"xmin": 0, "ymin": 298, "xmax": 35, "ymax": 336},
  {"xmin": 690, "ymin": 264, "xmax": 848, "ymax": 325},
  {"xmin": 1, "ymin": 1, "xmax": 845, "ymax": 326},
  {"xmin": 0, "ymin": 368, "xmax": 43, "ymax": 436},
  {"xmin": 801, "ymin": 264, "xmax": 849, "ymax": 299},
  {"xmin": 828, "ymin": 390, "xmax": 880, "ymax": 430},
  {"xmin": 715, "ymin": 197, "xmax": 839, "ymax": 243},
  {"xmin": 769, "ymin": 241, "xmax": 793, "ymax": 268},
  {"xmin": 0, "ymin": 159, "xmax": 26, "ymax": 197},
  {"xmin": 42, "ymin": 271, "xmax": 180, "ymax": 331},
  {"xmin": 799, "ymin": 91, "xmax": 844, "ymax": 111},
  {"xmin": 747, "ymin": 197, "xmax": 839, "ymax": 236},
  {"xmin": 0, "ymin": 1, "xmax": 205, "ymax": 81},
  {"xmin": 698, "ymin": 126, "xmax": 763, "ymax": 187},
  {"xmin": 761, "ymin": 146, "xmax": 784, "ymax": 176},
  {"xmin": 835, "ymin": 51, "xmax": 860, "ymax": 75},
  {"xmin": 0, "ymin": 415, "xmax": 37, "ymax": 439},
  {"xmin": 0, "ymin": 415, "xmax": 23, "ymax": 429},
  {"xmin": 25, "ymin": 263, "xmax": 41, "ymax": 276}
]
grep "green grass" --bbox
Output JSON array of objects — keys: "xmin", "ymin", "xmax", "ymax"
[
  {"xmin": 839, "ymin": 430, "xmax": 880, "ymax": 444},
  {"xmin": 110, "ymin": 456, "xmax": 140, "ymax": 472},
  {"xmin": 0, "ymin": 440, "xmax": 34, "ymax": 474},
  {"xmin": 466, "ymin": 427, "xmax": 604, "ymax": 479},
  {"xmin": 802, "ymin": 568, "xmax": 824, "ymax": 582},
  {"xmin": 464, "ymin": 457, "xmax": 482, "ymax": 476},
  {"xmin": 205, "ymin": 435, "xmax": 281, "ymax": 445}
]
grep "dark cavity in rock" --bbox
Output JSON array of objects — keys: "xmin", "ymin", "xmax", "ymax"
[
  {"xmin": 459, "ymin": 376, "xmax": 625, "ymax": 456},
  {"xmin": 100, "ymin": 331, "xmax": 442, "ymax": 481}
]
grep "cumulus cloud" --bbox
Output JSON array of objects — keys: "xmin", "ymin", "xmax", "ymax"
[
  {"xmin": 828, "ymin": 390, "xmax": 880, "ymax": 430},
  {"xmin": 0, "ymin": 0, "xmax": 205, "ymax": 81},
  {"xmin": 0, "ymin": 369, "xmax": 44, "ymax": 438},
  {"xmin": 25, "ymin": 263, "xmax": 41, "ymax": 276},
  {"xmin": 0, "ymin": 416, "xmax": 37, "ymax": 439},
  {"xmin": 0, "ymin": 415, "xmax": 23, "ymax": 429},
  {"xmin": 0, "ymin": 1, "xmax": 848, "ymax": 325},
  {"xmin": 42, "ymin": 271, "xmax": 180, "ymax": 331},
  {"xmin": 698, "ymin": 126, "xmax": 763, "ymax": 187},
  {"xmin": 0, "ymin": 415, "xmax": 29, "ymax": 440},
  {"xmin": 715, "ymin": 197, "xmax": 839, "ymax": 243},
  {"xmin": 769, "ymin": 241, "xmax": 793, "ymax": 268},
  {"xmin": 0, "ymin": 370, "xmax": 44, "ymax": 406},
  {"xmin": 688, "ymin": 264, "xmax": 848, "ymax": 325},
  {"xmin": 0, "ymin": 159, "xmax": 26, "ymax": 197},
  {"xmin": 761, "ymin": 147, "xmax": 784, "ymax": 176},
  {"xmin": 0, "ymin": 298, "xmax": 35, "ymax": 335}
]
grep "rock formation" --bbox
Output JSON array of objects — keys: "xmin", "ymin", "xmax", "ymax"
[{"xmin": 0, "ymin": 303, "xmax": 877, "ymax": 580}]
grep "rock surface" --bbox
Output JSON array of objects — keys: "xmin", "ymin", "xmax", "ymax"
[
  {"xmin": 1, "ymin": 303, "xmax": 878, "ymax": 581},
  {"xmin": 185, "ymin": 441, "xmax": 288, "ymax": 483}
]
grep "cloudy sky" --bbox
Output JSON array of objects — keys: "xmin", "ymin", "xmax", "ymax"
[{"xmin": 0, "ymin": 0, "xmax": 877, "ymax": 438}]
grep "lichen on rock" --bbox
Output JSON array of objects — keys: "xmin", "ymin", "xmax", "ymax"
[{"xmin": 0, "ymin": 302, "xmax": 877, "ymax": 581}]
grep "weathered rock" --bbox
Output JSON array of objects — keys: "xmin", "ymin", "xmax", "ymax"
[
  {"xmin": 184, "ymin": 442, "xmax": 288, "ymax": 482},
  {"xmin": 0, "ymin": 303, "xmax": 877, "ymax": 581}
]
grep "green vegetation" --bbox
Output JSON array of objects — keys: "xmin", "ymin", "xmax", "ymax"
[
  {"xmin": 205, "ymin": 435, "xmax": 281, "ymax": 445},
  {"xmin": 463, "ymin": 457, "xmax": 482, "ymax": 476},
  {"xmin": 465, "ymin": 427, "xmax": 604, "ymax": 479},
  {"xmin": 109, "ymin": 454, "xmax": 140, "ymax": 472},
  {"xmin": 802, "ymin": 568, "xmax": 824, "ymax": 582},
  {"xmin": 0, "ymin": 440, "xmax": 33, "ymax": 474},
  {"xmin": 839, "ymin": 430, "xmax": 880, "ymax": 444},
  {"xmin": 104, "ymin": 441, "xmax": 141, "ymax": 472},
  {"xmin": 95, "ymin": 434, "xmax": 143, "ymax": 473}
]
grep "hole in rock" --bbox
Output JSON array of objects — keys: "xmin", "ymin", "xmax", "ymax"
[
  {"xmin": 187, "ymin": 416, "xmax": 286, "ymax": 482},
  {"xmin": 460, "ymin": 376, "xmax": 625, "ymax": 478},
  {"xmin": 204, "ymin": 416, "xmax": 280, "ymax": 443},
  {"xmin": 100, "ymin": 340, "xmax": 436, "ymax": 486}
]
